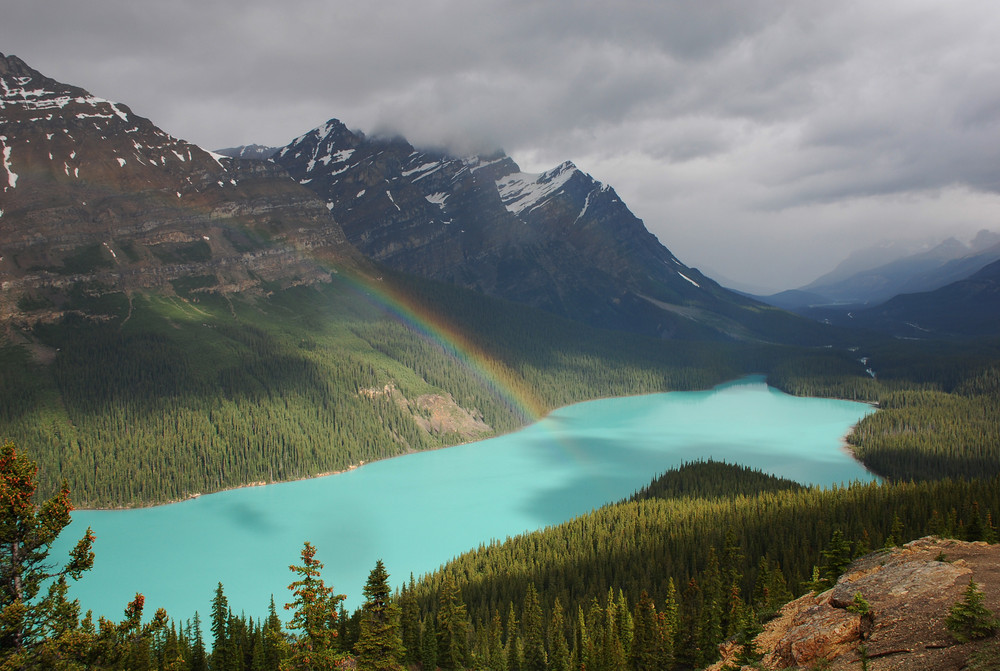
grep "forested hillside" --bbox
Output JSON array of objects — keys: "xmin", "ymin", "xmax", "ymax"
[
  {"xmin": 395, "ymin": 462, "xmax": 1000, "ymax": 670},
  {"xmin": 4, "ymin": 262, "xmax": 999, "ymax": 507},
  {"xmin": 0, "ymin": 270, "xmax": 753, "ymax": 507},
  {"xmin": 8, "ymin": 450, "xmax": 995, "ymax": 670}
]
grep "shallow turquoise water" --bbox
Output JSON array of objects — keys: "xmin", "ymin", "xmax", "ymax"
[{"xmin": 56, "ymin": 376, "xmax": 874, "ymax": 621}]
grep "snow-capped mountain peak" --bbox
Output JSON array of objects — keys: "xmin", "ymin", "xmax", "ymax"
[{"xmin": 496, "ymin": 162, "xmax": 588, "ymax": 216}]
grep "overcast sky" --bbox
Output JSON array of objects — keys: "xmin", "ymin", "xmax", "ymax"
[{"xmin": 6, "ymin": 0, "xmax": 1000, "ymax": 291}]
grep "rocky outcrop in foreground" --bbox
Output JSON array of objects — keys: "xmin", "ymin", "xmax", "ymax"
[{"xmin": 711, "ymin": 537, "xmax": 1000, "ymax": 670}]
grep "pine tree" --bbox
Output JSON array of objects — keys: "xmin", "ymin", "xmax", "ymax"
[
  {"xmin": 614, "ymin": 589, "xmax": 632, "ymax": 662},
  {"xmin": 506, "ymin": 601, "xmax": 522, "ymax": 671},
  {"xmin": 965, "ymin": 503, "xmax": 985, "ymax": 542},
  {"xmin": 945, "ymin": 578, "xmax": 999, "ymax": 643},
  {"xmin": 547, "ymin": 598, "xmax": 570, "ymax": 671},
  {"xmin": 820, "ymin": 529, "xmax": 854, "ymax": 589},
  {"xmin": 598, "ymin": 588, "xmax": 626, "ymax": 671},
  {"xmin": 678, "ymin": 578, "xmax": 703, "ymax": 668},
  {"xmin": 160, "ymin": 622, "xmax": 183, "ymax": 671},
  {"xmin": 661, "ymin": 578, "xmax": 679, "ymax": 669},
  {"xmin": 210, "ymin": 582, "xmax": 231, "ymax": 671},
  {"xmin": 721, "ymin": 527, "xmax": 744, "ymax": 597},
  {"xmin": 435, "ymin": 574, "xmax": 470, "ymax": 670},
  {"xmin": 283, "ymin": 542, "xmax": 345, "ymax": 670},
  {"xmin": 488, "ymin": 610, "xmax": 507, "ymax": 671},
  {"xmin": 629, "ymin": 591, "xmax": 657, "ymax": 671},
  {"xmin": 262, "ymin": 595, "xmax": 287, "ymax": 670},
  {"xmin": 572, "ymin": 605, "xmax": 588, "ymax": 671},
  {"xmin": 420, "ymin": 615, "xmax": 437, "ymax": 671},
  {"xmin": 698, "ymin": 549, "xmax": 723, "ymax": 666},
  {"xmin": 188, "ymin": 611, "xmax": 208, "ymax": 671},
  {"xmin": 0, "ymin": 442, "xmax": 96, "ymax": 665},
  {"xmin": 521, "ymin": 584, "xmax": 546, "ymax": 671},
  {"xmin": 399, "ymin": 575, "xmax": 421, "ymax": 666},
  {"xmin": 354, "ymin": 559, "xmax": 404, "ymax": 671}
]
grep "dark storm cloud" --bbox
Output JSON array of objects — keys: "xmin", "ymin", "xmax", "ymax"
[{"xmin": 5, "ymin": 0, "xmax": 1000, "ymax": 289}]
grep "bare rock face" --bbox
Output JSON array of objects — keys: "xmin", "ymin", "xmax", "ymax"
[
  {"xmin": 710, "ymin": 537, "xmax": 1000, "ymax": 670},
  {"xmin": 410, "ymin": 393, "xmax": 492, "ymax": 440},
  {"xmin": 357, "ymin": 382, "xmax": 491, "ymax": 442},
  {"xmin": 272, "ymin": 119, "xmax": 811, "ymax": 341},
  {"xmin": 0, "ymin": 52, "xmax": 363, "ymax": 326}
]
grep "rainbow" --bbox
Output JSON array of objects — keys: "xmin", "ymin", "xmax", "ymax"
[{"xmin": 339, "ymin": 270, "xmax": 547, "ymax": 425}]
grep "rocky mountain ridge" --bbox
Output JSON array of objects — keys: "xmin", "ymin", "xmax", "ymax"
[
  {"xmin": 2, "ymin": 53, "xmax": 828, "ymax": 344},
  {"xmin": 0, "ymin": 53, "xmax": 361, "ymax": 327},
  {"xmin": 710, "ymin": 537, "xmax": 1000, "ymax": 670},
  {"xmin": 271, "ymin": 119, "xmax": 820, "ymax": 342}
]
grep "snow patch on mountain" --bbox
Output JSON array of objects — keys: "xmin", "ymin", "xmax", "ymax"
[
  {"xmin": 1, "ymin": 137, "xmax": 16, "ymax": 189},
  {"xmin": 496, "ymin": 161, "xmax": 578, "ymax": 216},
  {"xmin": 678, "ymin": 272, "xmax": 701, "ymax": 288},
  {"xmin": 425, "ymin": 192, "xmax": 448, "ymax": 208},
  {"xmin": 386, "ymin": 190, "xmax": 401, "ymax": 211}
]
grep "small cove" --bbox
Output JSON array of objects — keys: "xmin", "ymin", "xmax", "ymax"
[{"xmin": 57, "ymin": 376, "xmax": 876, "ymax": 620}]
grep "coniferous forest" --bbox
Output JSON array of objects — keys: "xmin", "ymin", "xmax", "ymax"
[{"xmin": 2, "ymin": 272, "xmax": 1000, "ymax": 669}]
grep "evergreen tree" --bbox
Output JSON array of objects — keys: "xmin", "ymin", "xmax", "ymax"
[
  {"xmin": 629, "ymin": 591, "xmax": 657, "ymax": 671},
  {"xmin": 0, "ymin": 442, "xmax": 95, "ymax": 665},
  {"xmin": 283, "ymin": 542, "xmax": 345, "ymax": 670},
  {"xmin": 678, "ymin": 578, "xmax": 703, "ymax": 668},
  {"xmin": 820, "ymin": 529, "xmax": 854, "ymax": 587},
  {"xmin": 89, "ymin": 593, "xmax": 168, "ymax": 670},
  {"xmin": 571, "ymin": 605, "xmax": 588, "ymax": 671},
  {"xmin": 435, "ymin": 574, "xmax": 470, "ymax": 670},
  {"xmin": 354, "ymin": 559, "xmax": 404, "ymax": 671},
  {"xmin": 945, "ymin": 578, "xmax": 999, "ymax": 643},
  {"xmin": 506, "ymin": 602, "xmax": 522, "ymax": 671},
  {"xmin": 488, "ymin": 610, "xmax": 507, "ymax": 671},
  {"xmin": 420, "ymin": 615, "xmax": 437, "ymax": 671},
  {"xmin": 161, "ymin": 621, "xmax": 184, "ymax": 671},
  {"xmin": 965, "ymin": 503, "xmax": 985, "ymax": 542},
  {"xmin": 211, "ymin": 582, "xmax": 231, "ymax": 671},
  {"xmin": 521, "ymin": 584, "xmax": 546, "ymax": 671},
  {"xmin": 547, "ymin": 598, "xmax": 570, "ymax": 671},
  {"xmin": 189, "ymin": 611, "xmax": 209, "ymax": 671},
  {"xmin": 697, "ymin": 549, "xmax": 723, "ymax": 666},
  {"xmin": 262, "ymin": 596, "xmax": 287, "ymax": 671},
  {"xmin": 508, "ymin": 637, "xmax": 524, "ymax": 671},
  {"xmin": 598, "ymin": 588, "xmax": 626, "ymax": 671},
  {"xmin": 661, "ymin": 578, "xmax": 679, "ymax": 669},
  {"xmin": 614, "ymin": 589, "xmax": 632, "ymax": 662},
  {"xmin": 724, "ymin": 583, "xmax": 749, "ymax": 639},
  {"xmin": 721, "ymin": 527, "xmax": 745, "ymax": 597},
  {"xmin": 399, "ymin": 575, "xmax": 421, "ymax": 667}
]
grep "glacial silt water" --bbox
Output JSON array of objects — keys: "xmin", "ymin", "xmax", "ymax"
[{"xmin": 57, "ymin": 377, "xmax": 874, "ymax": 620}]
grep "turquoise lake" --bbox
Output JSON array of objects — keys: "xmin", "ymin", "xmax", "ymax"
[{"xmin": 57, "ymin": 376, "xmax": 875, "ymax": 621}]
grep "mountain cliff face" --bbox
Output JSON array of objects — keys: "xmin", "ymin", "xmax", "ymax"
[
  {"xmin": 272, "ymin": 119, "xmax": 812, "ymax": 341},
  {"xmin": 0, "ymin": 53, "xmax": 361, "ymax": 326},
  {"xmin": 710, "ymin": 537, "xmax": 1000, "ymax": 670},
  {"xmin": 1, "ymin": 53, "xmax": 821, "ymax": 343}
]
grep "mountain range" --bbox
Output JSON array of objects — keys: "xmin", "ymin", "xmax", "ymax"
[
  {"xmin": 0, "ymin": 52, "xmax": 362, "ymax": 330},
  {"xmin": 759, "ymin": 231, "xmax": 1000, "ymax": 311},
  {"xmin": 800, "ymin": 257, "xmax": 1000, "ymax": 339},
  {"xmin": 1, "ymin": 52, "xmax": 826, "ymax": 345},
  {"xmin": 4, "ymin": 51, "xmax": 829, "ymax": 507}
]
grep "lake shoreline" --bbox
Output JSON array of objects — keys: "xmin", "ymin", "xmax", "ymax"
[
  {"xmin": 75, "ymin": 374, "xmax": 877, "ymax": 511},
  {"xmin": 60, "ymin": 376, "xmax": 878, "ymax": 621}
]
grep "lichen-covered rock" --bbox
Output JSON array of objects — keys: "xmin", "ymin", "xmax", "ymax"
[{"xmin": 709, "ymin": 537, "xmax": 1000, "ymax": 671}]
